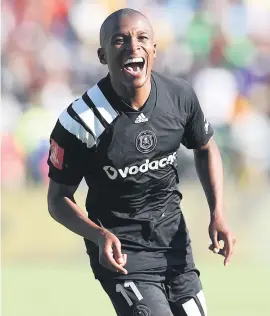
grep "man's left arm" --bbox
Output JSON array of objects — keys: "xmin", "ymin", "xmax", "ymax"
[
  {"xmin": 194, "ymin": 138, "xmax": 236, "ymax": 266},
  {"xmin": 181, "ymin": 83, "xmax": 236, "ymax": 266}
]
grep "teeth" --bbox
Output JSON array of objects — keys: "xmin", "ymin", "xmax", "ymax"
[{"xmin": 124, "ymin": 57, "xmax": 144, "ymax": 65}]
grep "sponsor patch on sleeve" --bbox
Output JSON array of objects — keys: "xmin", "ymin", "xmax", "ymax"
[{"xmin": 50, "ymin": 139, "xmax": 64, "ymax": 170}]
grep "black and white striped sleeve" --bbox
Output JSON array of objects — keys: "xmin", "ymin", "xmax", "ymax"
[
  {"xmin": 47, "ymin": 84, "xmax": 119, "ymax": 185},
  {"xmin": 47, "ymin": 96, "xmax": 100, "ymax": 185},
  {"xmin": 47, "ymin": 107, "xmax": 94, "ymax": 185}
]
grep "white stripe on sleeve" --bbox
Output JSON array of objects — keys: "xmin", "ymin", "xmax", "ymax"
[
  {"xmin": 72, "ymin": 98, "xmax": 105, "ymax": 138},
  {"xmin": 58, "ymin": 109, "xmax": 96, "ymax": 148},
  {"xmin": 87, "ymin": 84, "xmax": 118, "ymax": 124}
]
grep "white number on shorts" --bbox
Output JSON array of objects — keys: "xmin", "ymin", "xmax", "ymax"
[
  {"xmin": 124, "ymin": 281, "xmax": 143, "ymax": 301},
  {"xmin": 116, "ymin": 281, "xmax": 143, "ymax": 307},
  {"xmin": 116, "ymin": 284, "xmax": 133, "ymax": 306}
]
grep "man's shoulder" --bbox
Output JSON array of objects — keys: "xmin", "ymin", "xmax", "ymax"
[
  {"xmin": 55, "ymin": 74, "xmax": 116, "ymax": 148},
  {"xmin": 152, "ymin": 71, "xmax": 193, "ymax": 95},
  {"xmin": 152, "ymin": 71, "xmax": 195, "ymax": 117}
]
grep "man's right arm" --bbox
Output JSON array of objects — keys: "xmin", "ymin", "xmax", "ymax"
[
  {"xmin": 47, "ymin": 179, "xmax": 127, "ymax": 274},
  {"xmin": 47, "ymin": 107, "xmax": 127, "ymax": 274},
  {"xmin": 47, "ymin": 179, "xmax": 103, "ymax": 245}
]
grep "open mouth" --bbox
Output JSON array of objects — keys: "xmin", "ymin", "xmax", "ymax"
[{"xmin": 123, "ymin": 57, "xmax": 146, "ymax": 76}]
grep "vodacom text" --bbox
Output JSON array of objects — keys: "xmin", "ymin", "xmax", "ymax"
[{"xmin": 103, "ymin": 152, "xmax": 177, "ymax": 180}]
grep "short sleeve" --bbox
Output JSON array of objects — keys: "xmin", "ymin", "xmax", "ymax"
[
  {"xmin": 47, "ymin": 120, "xmax": 87, "ymax": 185},
  {"xmin": 181, "ymin": 86, "xmax": 214, "ymax": 149}
]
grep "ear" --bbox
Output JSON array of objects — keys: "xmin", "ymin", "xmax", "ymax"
[
  {"xmin": 97, "ymin": 48, "xmax": 107, "ymax": 65},
  {"xmin": 153, "ymin": 43, "xmax": 157, "ymax": 58}
]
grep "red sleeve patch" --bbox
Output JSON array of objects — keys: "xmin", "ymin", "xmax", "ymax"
[{"xmin": 50, "ymin": 139, "xmax": 64, "ymax": 170}]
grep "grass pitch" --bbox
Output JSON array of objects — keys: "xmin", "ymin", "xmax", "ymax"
[
  {"xmin": 2, "ymin": 186, "xmax": 270, "ymax": 315},
  {"xmin": 2, "ymin": 262, "xmax": 270, "ymax": 316}
]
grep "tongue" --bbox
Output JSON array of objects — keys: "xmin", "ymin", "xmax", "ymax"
[{"xmin": 126, "ymin": 63, "xmax": 141, "ymax": 73}]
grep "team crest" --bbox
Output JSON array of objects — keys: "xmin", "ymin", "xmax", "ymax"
[{"xmin": 135, "ymin": 130, "xmax": 157, "ymax": 153}]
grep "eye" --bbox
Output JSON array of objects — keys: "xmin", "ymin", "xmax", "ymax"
[
  {"xmin": 114, "ymin": 37, "xmax": 124, "ymax": 44},
  {"xmin": 138, "ymin": 36, "xmax": 149, "ymax": 41}
]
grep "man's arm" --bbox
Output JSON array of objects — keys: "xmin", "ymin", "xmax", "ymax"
[
  {"xmin": 193, "ymin": 138, "xmax": 223, "ymax": 215},
  {"xmin": 47, "ymin": 179, "xmax": 127, "ymax": 274},
  {"xmin": 47, "ymin": 107, "xmax": 128, "ymax": 274},
  {"xmin": 193, "ymin": 138, "xmax": 236, "ymax": 266},
  {"xmin": 47, "ymin": 179, "xmax": 103, "ymax": 244}
]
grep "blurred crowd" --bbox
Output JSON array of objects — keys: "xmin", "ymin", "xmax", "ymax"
[{"xmin": 1, "ymin": 0, "xmax": 270, "ymax": 188}]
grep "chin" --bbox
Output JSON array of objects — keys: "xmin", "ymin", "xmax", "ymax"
[
  {"xmin": 124, "ymin": 75, "xmax": 149, "ymax": 89},
  {"xmin": 130, "ymin": 79, "xmax": 146, "ymax": 89}
]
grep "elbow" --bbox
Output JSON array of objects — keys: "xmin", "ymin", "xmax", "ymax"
[
  {"xmin": 47, "ymin": 202, "xmax": 56, "ymax": 220},
  {"xmin": 47, "ymin": 192, "xmax": 59, "ymax": 220},
  {"xmin": 48, "ymin": 204, "xmax": 55, "ymax": 219}
]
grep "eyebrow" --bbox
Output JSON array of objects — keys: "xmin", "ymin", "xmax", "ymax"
[
  {"xmin": 111, "ymin": 33, "xmax": 127, "ymax": 38},
  {"xmin": 111, "ymin": 30, "xmax": 150, "ymax": 38}
]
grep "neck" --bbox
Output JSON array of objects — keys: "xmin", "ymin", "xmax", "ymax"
[{"xmin": 110, "ymin": 77, "xmax": 151, "ymax": 111}]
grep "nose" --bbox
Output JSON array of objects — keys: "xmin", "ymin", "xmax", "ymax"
[{"xmin": 125, "ymin": 37, "xmax": 140, "ymax": 53}]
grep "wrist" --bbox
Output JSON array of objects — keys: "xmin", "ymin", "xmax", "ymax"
[
  {"xmin": 91, "ymin": 226, "xmax": 107, "ymax": 245},
  {"xmin": 210, "ymin": 209, "xmax": 224, "ymax": 220}
]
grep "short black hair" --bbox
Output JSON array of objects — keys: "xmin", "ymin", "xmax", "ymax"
[{"xmin": 99, "ymin": 8, "xmax": 153, "ymax": 47}]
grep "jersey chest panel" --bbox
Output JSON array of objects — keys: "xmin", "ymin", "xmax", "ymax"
[{"xmin": 86, "ymin": 106, "xmax": 184, "ymax": 184}]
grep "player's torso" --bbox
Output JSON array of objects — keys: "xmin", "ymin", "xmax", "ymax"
[{"xmin": 84, "ymin": 74, "xmax": 186, "ymax": 225}]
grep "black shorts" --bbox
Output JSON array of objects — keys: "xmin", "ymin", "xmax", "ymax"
[{"xmin": 100, "ymin": 268, "xmax": 207, "ymax": 316}]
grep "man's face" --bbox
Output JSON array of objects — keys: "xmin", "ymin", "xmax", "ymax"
[{"xmin": 98, "ymin": 15, "xmax": 156, "ymax": 89}]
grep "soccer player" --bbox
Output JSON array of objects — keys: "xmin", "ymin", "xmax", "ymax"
[{"xmin": 47, "ymin": 8, "xmax": 236, "ymax": 316}]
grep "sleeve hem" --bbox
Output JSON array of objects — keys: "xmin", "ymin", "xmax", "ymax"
[
  {"xmin": 183, "ymin": 133, "xmax": 214, "ymax": 150},
  {"xmin": 48, "ymin": 171, "xmax": 82, "ymax": 186}
]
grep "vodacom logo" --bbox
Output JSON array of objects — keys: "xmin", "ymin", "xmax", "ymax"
[{"xmin": 103, "ymin": 152, "xmax": 177, "ymax": 180}]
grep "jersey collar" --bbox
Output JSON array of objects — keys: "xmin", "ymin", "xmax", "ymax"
[{"xmin": 97, "ymin": 73, "xmax": 157, "ymax": 121}]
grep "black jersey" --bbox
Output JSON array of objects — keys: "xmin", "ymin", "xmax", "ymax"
[{"xmin": 47, "ymin": 71, "xmax": 213, "ymax": 280}]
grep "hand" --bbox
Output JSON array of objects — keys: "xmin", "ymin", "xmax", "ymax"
[
  {"xmin": 208, "ymin": 215, "xmax": 236, "ymax": 266},
  {"xmin": 98, "ymin": 228, "xmax": 128, "ymax": 275}
]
